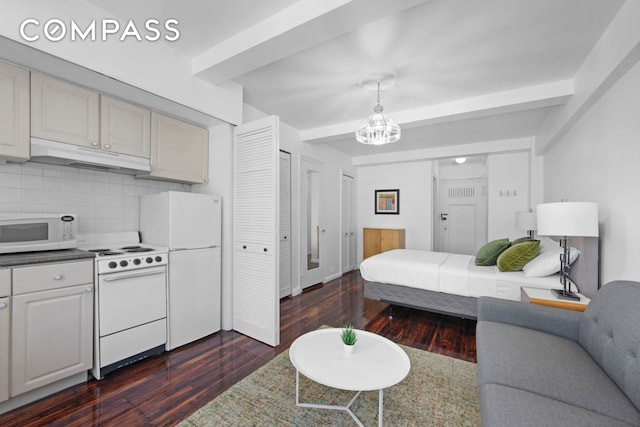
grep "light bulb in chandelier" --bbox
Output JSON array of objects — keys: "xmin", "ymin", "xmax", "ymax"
[{"xmin": 355, "ymin": 82, "xmax": 401, "ymax": 145}]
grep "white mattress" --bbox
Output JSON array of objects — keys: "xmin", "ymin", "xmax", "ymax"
[{"xmin": 360, "ymin": 249, "xmax": 560, "ymax": 301}]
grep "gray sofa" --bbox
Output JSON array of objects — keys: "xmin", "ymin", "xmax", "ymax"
[{"xmin": 476, "ymin": 280, "xmax": 640, "ymax": 426}]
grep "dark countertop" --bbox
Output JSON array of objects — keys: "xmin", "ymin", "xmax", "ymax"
[{"xmin": 0, "ymin": 249, "xmax": 95, "ymax": 268}]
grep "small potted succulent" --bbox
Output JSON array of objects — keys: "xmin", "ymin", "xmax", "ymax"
[{"xmin": 341, "ymin": 324, "xmax": 357, "ymax": 355}]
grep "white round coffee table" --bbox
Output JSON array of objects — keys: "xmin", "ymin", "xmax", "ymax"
[{"xmin": 289, "ymin": 328, "xmax": 410, "ymax": 426}]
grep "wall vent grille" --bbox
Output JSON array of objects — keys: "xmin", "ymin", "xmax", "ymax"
[{"xmin": 448, "ymin": 187, "xmax": 475, "ymax": 198}]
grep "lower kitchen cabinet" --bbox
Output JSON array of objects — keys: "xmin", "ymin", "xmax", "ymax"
[
  {"xmin": 0, "ymin": 269, "xmax": 9, "ymax": 403},
  {"xmin": 10, "ymin": 260, "xmax": 93, "ymax": 398},
  {"xmin": 0, "ymin": 296, "xmax": 9, "ymax": 403},
  {"xmin": 11, "ymin": 284, "xmax": 93, "ymax": 396}
]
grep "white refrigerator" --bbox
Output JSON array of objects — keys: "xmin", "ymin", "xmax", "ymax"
[{"xmin": 139, "ymin": 191, "xmax": 221, "ymax": 350}]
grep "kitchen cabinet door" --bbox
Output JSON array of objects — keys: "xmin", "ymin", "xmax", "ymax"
[
  {"xmin": 100, "ymin": 95, "xmax": 151, "ymax": 158},
  {"xmin": 146, "ymin": 112, "xmax": 208, "ymax": 184},
  {"xmin": 0, "ymin": 62, "xmax": 29, "ymax": 162},
  {"xmin": 0, "ymin": 296, "xmax": 9, "ymax": 403},
  {"xmin": 31, "ymin": 73, "xmax": 100, "ymax": 148},
  {"xmin": 11, "ymin": 283, "xmax": 93, "ymax": 397}
]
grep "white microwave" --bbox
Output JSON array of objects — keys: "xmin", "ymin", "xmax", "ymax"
[{"xmin": 0, "ymin": 213, "xmax": 77, "ymax": 254}]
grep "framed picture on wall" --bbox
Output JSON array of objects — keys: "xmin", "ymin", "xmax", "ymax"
[{"xmin": 375, "ymin": 189, "xmax": 400, "ymax": 214}]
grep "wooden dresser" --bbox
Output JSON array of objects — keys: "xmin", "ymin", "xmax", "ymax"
[{"xmin": 363, "ymin": 228, "xmax": 405, "ymax": 259}]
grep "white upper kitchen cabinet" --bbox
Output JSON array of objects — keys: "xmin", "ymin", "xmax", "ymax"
[
  {"xmin": 0, "ymin": 62, "xmax": 29, "ymax": 162},
  {"xmin": 31, "ymin": 73, "xmax": 100, "ymax": 148},
  {"xmin": 146, "ymin": 112, "xmax": 209, "ymax": 184},
  {"xmin": 100, "ymin": 95, "xmax": 151, "ymax": 158}
]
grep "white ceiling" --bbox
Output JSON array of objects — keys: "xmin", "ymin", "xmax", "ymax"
[{"xmin": 91, "ymin": 0, "xmax": 623, "ymax": 157}]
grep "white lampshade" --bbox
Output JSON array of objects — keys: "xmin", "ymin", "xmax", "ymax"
[
  {"xmin": 515, "ymin": 211, "xmax": 536, "ymax": 231},
  {"xmin": 536, "ymin": 202, "xmax": 599, "ymax": 237}
]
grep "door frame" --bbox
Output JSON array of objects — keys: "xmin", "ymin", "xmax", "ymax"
[
  {"xmin": 300, "ymin": 156, "xmax": 325, "ymax": 288},
  {"xmin": 340, "ymin": 171, "xmax": 356, "ymax": 274}
]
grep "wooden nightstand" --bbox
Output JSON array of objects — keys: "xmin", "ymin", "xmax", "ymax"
[{"xmin": 520, "ymin": 286, "xmax": 590, "ymax": 312}]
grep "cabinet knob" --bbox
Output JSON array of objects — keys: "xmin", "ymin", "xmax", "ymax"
[
  {"xmin": 85, "ymin": 287, "xmax": 93, "ymax": 293},
  {"xmin": 54, "ymin": 274, "xmax": 62, "ymax": 280},
  {"xmin": 0, "ymin": 302, "xmax": 6, "ymax": 309},
  {"xmin": 103, "ymin": 144, "xmax": 111, "ymax": 150},
  {"xmin": 91, "ymin": 141, "xmax": 99, "ymax": 147}
]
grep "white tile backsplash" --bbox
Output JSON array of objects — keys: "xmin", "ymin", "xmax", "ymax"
[{"xmin": 0, "ymin": 161, "xmax": 191, "ymax": 233}]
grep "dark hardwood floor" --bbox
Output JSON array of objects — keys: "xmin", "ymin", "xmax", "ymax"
[{"xmin": 0, "ymin": 271, "xmax": 476, "ymax": 427}]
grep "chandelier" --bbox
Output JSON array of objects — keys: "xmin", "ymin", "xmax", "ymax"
[{"xmin": 355, "ymin": 80, "xmax": 401, "ymax": 145}]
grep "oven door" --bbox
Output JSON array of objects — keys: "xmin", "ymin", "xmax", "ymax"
[{"xmin": 98, "ymin": 266, "xmax": 167, "ymax": 337}]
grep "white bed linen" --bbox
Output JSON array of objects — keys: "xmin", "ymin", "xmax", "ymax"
[
  {"xmin": 359, "ymin": 249, "xmax": 449, "ymax": 292},
  {"xmin": 360, "ymin": 249, "xmax": 560, "ymax": 301}
]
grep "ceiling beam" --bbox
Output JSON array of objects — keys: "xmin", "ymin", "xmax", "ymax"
[
  {"xmin": 301, "ymin": 80, "xmax": 574, "ymax": 143},
  {"xmin": 191, "ymin": 0, "xmax": 429, "ymax": 85},
  {"xmin": 535, "ymin": 0, "xmax": 640, "ymax": 155},
  {"xmin": 352, "ymin": 137, "xmax": 533, "ymax": 167}
]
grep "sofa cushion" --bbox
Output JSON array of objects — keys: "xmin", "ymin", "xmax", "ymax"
[
  {"xmin": 479, "ymin": 384, "xmax": 632, "ymax": 427},
  {"xmin": 579, "ymin": 281, "xmax": 640, "ymax": 412},
  {"xmin": 477, "ymin": 321, "xmax": 640, "ymax": 425}
]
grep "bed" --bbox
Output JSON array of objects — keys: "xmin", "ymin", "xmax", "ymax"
[{"xmin": 360, "ymin": 236, "xmax": 599, "ymax": 319}]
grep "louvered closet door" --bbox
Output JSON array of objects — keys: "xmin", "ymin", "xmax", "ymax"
[
  {"xmin": 279, "ymin": 151, "xmax": 292, "ymax": 298},
  {"xmin": 233, "ymin": 116, "xmax": 280, "ymax": 346}
]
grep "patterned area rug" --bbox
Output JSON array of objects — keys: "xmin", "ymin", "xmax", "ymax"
[{"xmin": 179, "ymin": 343, "xmax": 479, "ymax": 426}]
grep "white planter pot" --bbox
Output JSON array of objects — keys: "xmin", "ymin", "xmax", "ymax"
[{"xmin": 343, "ymin": 343, "xmax": 355, "ymax": 355}]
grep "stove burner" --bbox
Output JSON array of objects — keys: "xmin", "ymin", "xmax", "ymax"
[
  {"xmin": 121, "ymin": 245, "xmax": 142, "ymax": 250},
  {"xmin": 125, "ymin": 247, "xmax": 154, "ymax": 253},
  {"xmin": 96, "ymin": 251, "xmax": 125, "ymax": 256},
  {"xmin": 88, "ymin": 248, "xmax": 111, "ymax": 253}
]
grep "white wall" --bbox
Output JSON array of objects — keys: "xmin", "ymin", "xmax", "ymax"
[
  {"xmin": 280, "ymin": 125, "xmax": 356, "ymax": 292},
  {"xmin": 357, "ymin": 161, "xmax": 433, "ymax": 259},
  {"xmin": 543, "ymin": 59, "xmax": 640, "ymax": 285},
  {"xmin": 192, "ymin": 123, "xmax": 234, "ymax": 330},
  {"xmin": 487, "ymin": 151, "xmax": 531, "ymax": 240},
  {"xmin": 0, "ymin": 161, "xmax": 188, "ymax": 233}
]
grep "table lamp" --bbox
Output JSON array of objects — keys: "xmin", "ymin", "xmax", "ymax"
[
  {"xmin": 536, "ymin": 202, "xmax": 599, "ymax": 300},
  {"xmin": 515, "ymin": 210, "xmax": 536, "ymax": 239}
]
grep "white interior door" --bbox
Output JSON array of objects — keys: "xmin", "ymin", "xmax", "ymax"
[
  {"xmin": 439, "ymin": 180, "xmax": 486, "ymax": 255},
  {"xmin": 279, "ymin": 150, "xmax": 292, "ymax": 298},
  {"xmin": 233, "ymin": 116, "xmax": 280, "ymax": 347},
  {"xmin": 341, "ymin": 174, "xmax": 356, "ymax": 274},
  {"xmin": 300, "ymin": 157, "xmax": 324, "ymax": 288}
]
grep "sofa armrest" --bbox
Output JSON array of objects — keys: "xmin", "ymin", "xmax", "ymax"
[{"xmin": 477, "ymin": 297, "xmax": 582, "ymax": 341}]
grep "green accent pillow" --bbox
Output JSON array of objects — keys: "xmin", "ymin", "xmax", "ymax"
[
  {"xmin": 475, "ymin": 238, "xmax": 511, "ymax": 266},
  {"xmin": 497, "ymin": 240, "xmax": 541, "ymax": 272},
  {"xmin": 511, "ymin": 236, "xmax": 532, "ymax": 245}
]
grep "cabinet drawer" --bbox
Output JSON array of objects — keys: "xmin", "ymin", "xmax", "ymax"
[
  {"xmin": 0, "ymin": 269, "xmax": 9, "ymax": 297},
  {"xmin": 12, "ymin": 260, "xmax": 93, "ymax": 295}
]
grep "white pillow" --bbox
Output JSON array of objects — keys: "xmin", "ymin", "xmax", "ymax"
[
  {"xmin": 538, "ymin": 236, "xmax": 560, "ymax": 252},
  {"xmin": 523, "ymin": 247, "xmax": 580, "ymax": 277}
]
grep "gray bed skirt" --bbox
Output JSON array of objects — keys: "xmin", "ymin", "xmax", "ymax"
[{"xmin": 364, "ymin": 280, "xmax": 478, "ymax": 319}]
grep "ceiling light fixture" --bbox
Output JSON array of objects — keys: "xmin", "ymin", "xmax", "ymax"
[
  {"xmin": 455, "ymin": 157, "xmax": 467, "ymax": 164},
  {"xmin": 355, "ymin": 71, "xmax": 401, "ymax": 146}
]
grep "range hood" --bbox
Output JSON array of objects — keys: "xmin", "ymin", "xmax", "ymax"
[{"xmin": 30, "ymin": 138, "xmax": 151, "ymax": 174}]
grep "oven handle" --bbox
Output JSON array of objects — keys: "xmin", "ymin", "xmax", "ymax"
[{"xmin": 101, "ymin": 268, "xmax": 166, "ymax": 282}]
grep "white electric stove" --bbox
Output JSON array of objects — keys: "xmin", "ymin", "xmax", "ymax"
[{"xmin": 77, "ymin": 232, "xmax": 168, "ymax": 379}]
